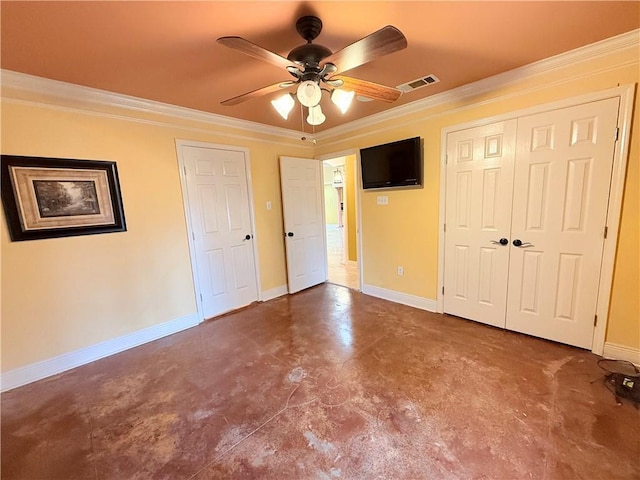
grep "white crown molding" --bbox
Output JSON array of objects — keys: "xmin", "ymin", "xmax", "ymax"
[
  {"xmin": 3, "ymin": 96, "xmax": 315, "ymax": 150},
  {"xmin": 0, "ymin": 313, "xmax": 200, "ymax": 392},
  {"xmin": 0, "ymin": 69, "xmax": 304, "ymax": 142},
  {"xmin": 316, "ymin": 28, "xmax": 640, "ymax": 142}
]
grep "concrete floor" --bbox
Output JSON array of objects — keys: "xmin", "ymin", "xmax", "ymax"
[{"xmin": 2, "ymin": 284, "xmax": 638, "ymax": 479}]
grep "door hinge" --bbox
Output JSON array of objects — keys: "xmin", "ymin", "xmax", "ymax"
[
  {"xmin": 192, "ymin": 231, "xmax": 195, "ymax": 241},
  {"xmin": 444, "ymin": 223, "xmax": 446, "ymax": 232},
  {"xmin": 604, "ymin": 226, "xmax": 608, "ymax": 239},
  {"xmin": 183, "ymin": 165, "xmax": 187, "ymax": 176},
  {"xmin": 445, "ymin": 154, "xmax": 448, "ymax": 165},
  {"xmin": 614, "ymin": 127, "xmax": 619, "ymax": 141},
  {"xmin": 442, "ymin": 286, "xmax": 445, "ymax": 295},
  {"xmin": 594, "ymin": 314, "xmax": 598, "ymax": 326},
  {"xmin": 200, "ymin": 293, "xmax": 203, "ymax": 302}
]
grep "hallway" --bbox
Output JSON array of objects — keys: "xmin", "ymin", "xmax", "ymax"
[{"xmin": 326, "ymin": 224, "xmax": 359, "ymax": 290}]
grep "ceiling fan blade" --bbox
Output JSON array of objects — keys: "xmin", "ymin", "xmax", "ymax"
[
  {"xmin": 221, "ymin": 81, "xmax": 289, "ymax": 106},
  {"xmin": 333, "ymin": 76, "xmax": 402, "ymax": 103},
  {"xmin": 323, "ymin": 26, "xmax": 407, "ymax": 75},
  {"xmin": 217, "ymin": 36, "xmax": 300, "ymax": 71}
]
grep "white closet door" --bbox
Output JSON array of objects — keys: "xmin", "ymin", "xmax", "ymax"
[
  {"xmin": 506, "ymin": 98, "xmax": 619, "ymax": 348},
  {"xmin": 443, "ymin": 120, "xmax": 517, "ymax": 328}
]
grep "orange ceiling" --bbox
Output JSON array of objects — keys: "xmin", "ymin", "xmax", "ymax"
[{"xmin": 1, "ymin": 1, "xmax": 638, "ymax": 132}]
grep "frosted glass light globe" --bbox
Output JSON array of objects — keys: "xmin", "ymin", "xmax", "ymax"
[{"xmin": 297, "ymin": 81, "xmax": 322, "ymax": 107}]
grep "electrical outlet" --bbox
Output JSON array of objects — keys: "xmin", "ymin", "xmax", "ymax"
[
  {"xmin": 397, "ymin": 266, "xmax": 404, "ymax": 276},
  {"xmin": 266, "ymin": 201, "xmax": 272, "ymax": 211},
  {"xmin": 377, "ymin": 196, "xmax": 389, "ymax": 205}
]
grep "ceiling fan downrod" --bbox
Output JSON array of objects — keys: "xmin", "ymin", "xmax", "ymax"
[{"xmin": 287, "ymin": 15, "xmax": 332, "ymax": 68}]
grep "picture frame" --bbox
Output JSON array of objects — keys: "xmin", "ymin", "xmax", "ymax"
[{"xmin": 1, "ymin": 155, "xmax": 126, "ymax": 241}]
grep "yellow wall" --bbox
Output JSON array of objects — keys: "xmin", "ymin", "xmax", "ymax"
[
  {"xmin": 0, "ymin": 99, "xmax": 310, "ymax": 372},
  {"xmin": 606, "ymin": 97, "xmax": 640, "ymax": 347},
  {"xmin": 345, "ymin": 154, "xmax": 358, "ymax": 262},
  {"xmin": 316, "ymin": 46, "xmax": 639, "ymax": 351}
]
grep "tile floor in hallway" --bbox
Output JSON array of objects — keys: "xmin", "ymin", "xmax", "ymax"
[
  {"xmin": 326, "ymin": 225, "xmax": 359, "ymax": 290},
  {"xmin": 2, "ymin": 284, "xmax": 639, "ymax": 480}
]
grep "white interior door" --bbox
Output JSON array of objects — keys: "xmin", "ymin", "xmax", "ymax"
[
  {"xmin": 443, "ymin": 120, "xmax": 517, "ymax": 328},
  {"xmin": 506, "ymin": 98, "xmax": 620, "ymax": 348},
  {"xmin": 280, "ymin": 156, "xmax": 328, "ymax": 293},
  {"xmin": 181, "ymin": 144, "xmax": 258, "ymax": 319}
]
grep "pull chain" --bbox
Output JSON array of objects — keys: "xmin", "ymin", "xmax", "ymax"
[{"xmin": 299, "ymin": 103, "xmax": 305, "ymax": 139}]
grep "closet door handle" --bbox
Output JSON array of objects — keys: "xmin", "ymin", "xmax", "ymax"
[
  {"xmin": 491, "ymin": 238, "xmax": 509, "ymax": 246},
  {"xmin": 513, "ymin": 239, "xmax": 534, "ymax": 248}
]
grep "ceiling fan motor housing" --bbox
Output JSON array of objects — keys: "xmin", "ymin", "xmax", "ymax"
[{"xmin": 288, "ymin": 44, "xmax": 332, "ymax": 67}]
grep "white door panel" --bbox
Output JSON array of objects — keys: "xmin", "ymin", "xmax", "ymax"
[
  {"xmin": 443, "ymin": 120, "xmax": 517, "ymax": 328},
  {"xmin": 506, "ymin": 98, "xmax": 619, "ymax": 348},
  {"xmin": 206, "ymin": 249, "xmax": 226, "ymax": 296},
  {"xmin": 181, "ymin": 145, "xmax": 258, "ymax": 318},
  {"xmin": 280, "ymin": 156, "xmax": 328, "ymax": 293}
]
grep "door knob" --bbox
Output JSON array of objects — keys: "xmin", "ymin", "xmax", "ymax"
[
  {"xmin": 491, "ymin": 238, "xmax": 509, "ymax": 246},
  {"xmin": 243, "ymin": 234, "xmax": 252, "ymax": 241},
  {"xmin": 513, "ymin": 239, "xmax": 534, "ymax": 247},
  {"xmin": 286, "ymin": 232, "xmax": 294, "ymax": 237}
]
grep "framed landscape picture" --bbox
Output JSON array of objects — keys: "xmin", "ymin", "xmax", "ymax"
[{"xmin": 1, "ymin": 155, "xmax": 126, "ymax": 241}]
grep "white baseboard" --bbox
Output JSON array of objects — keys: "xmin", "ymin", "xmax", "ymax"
[
  {"xmin": 603, "ymin": 342, "xmax": 640, "ymax": 366},
  {"xmin": 261, "ymin": 285, "xmax": 288, "ymax": 302},
  {"xmin": 0, "ymin": 313, "xmax": 200, "ymax": 392},
  {"xmin": 362, "ymin": 284, "xmax": 437, "ymax": 312}
]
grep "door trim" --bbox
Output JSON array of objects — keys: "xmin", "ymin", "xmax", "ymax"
[
  {"xmin": 175, "ymin": 139, "xmax": 262, "ymax": 322},
  {"xmin": 437, "ymin": 84, "xmax": 635, "ymax": 355},
  {"xmin": 316, "ymin": 149, "xmax": 364, "ymax": 292}
]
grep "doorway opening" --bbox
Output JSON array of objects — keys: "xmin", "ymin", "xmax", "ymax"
[{"xmin": 322, "ymin": 155, "xmax": 359, "ymax": 290}]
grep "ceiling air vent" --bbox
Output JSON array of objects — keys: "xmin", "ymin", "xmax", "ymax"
[{"xmin": 397, "ymin": 74, "xmax": 440, "ymax": 93}]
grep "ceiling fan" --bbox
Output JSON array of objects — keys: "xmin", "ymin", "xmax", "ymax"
[{"xmin": 217, "ymin": 15, "xmax": 407, "ymax": 124}]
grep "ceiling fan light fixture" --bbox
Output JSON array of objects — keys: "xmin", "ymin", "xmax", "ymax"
[
  {"xmin": 271, "ymin": 93, "xmax": 295, "ymax": 120},
  {"xmin": 331, "ymin": 89, "xmax": 355, "ymax": 114},
  {"xmin": 297, "ymin": 80, "xmax": 322, "ymax": 107},
  {"xmin": 307, "ymin": 104, "xmax": 326, "ymax": 126}
]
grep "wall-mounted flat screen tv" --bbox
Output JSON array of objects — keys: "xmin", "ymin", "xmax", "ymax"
[{"xmin": 360, "ymin": 137, "xmax": 422, "ymax": 190}]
